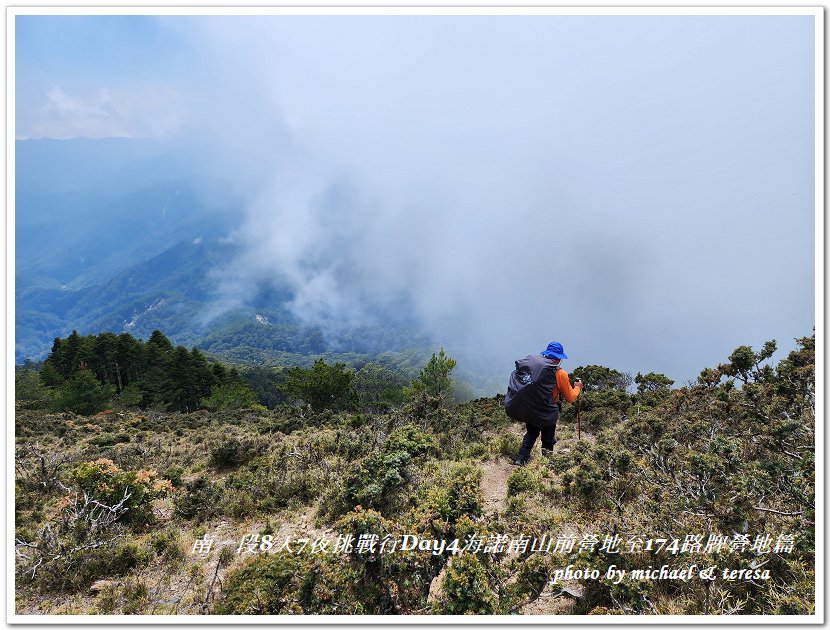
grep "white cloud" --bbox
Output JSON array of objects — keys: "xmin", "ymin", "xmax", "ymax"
[
  {"xmin": 196, "ymin": 16, "xmax": 814, "ymax": 384},
  {"xmin": 20, "ymin": 85, "xmax": 190, "ymax": 140}
]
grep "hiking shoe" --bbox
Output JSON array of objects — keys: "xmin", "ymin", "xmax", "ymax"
[
  {"xmin": 513, "ymin": 457, "xmax": 529, "ymax": 467},
  {"xmin": 541, "ymin": 448, "xmax": 554, "ymax": 460}
]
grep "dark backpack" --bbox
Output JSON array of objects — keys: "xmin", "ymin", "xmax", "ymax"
[{"xmin": 504, "ymin": 355, "xmax": 562, "ymax": 426}]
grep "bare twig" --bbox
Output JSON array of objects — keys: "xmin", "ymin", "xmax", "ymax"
[{"xmin": 755, "ymin": 506, "xmax": 803, "ymax": 516}]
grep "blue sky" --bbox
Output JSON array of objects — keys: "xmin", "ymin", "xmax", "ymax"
[{"xmin": 14, "ymin": 12, "xmax": 818, "ymax": 383}]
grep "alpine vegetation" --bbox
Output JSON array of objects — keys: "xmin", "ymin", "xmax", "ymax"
[{"xmin": 14, "ymin": 332, "xmax": 815, "ymax": 616}]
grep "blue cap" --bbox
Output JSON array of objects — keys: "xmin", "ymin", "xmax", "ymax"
[{"xmin": 541, "ymin": 341, "xmax": 568, "ymax": 360}]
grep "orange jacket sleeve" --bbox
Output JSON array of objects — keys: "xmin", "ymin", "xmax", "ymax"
[{"xmin": 554, "ymin": 368, "xmax": 582, "ymax": 403}]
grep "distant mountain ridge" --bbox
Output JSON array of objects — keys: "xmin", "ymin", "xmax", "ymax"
[
  {"xmin": 14, "ymin": 138, "xmax": 436, "ymax": 369},
  {"xmin": 17, "ymin": 176, "xmax": 239, "ymax": 289},
  {"xmin": 16, "ymin": 137, "xmax": 248, "ymax": 362}
]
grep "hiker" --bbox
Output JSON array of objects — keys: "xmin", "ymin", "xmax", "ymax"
[{"xmin": 507, "ymin": 341, "xmax": 582, "ymax": 466}]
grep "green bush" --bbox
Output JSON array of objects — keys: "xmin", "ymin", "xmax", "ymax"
[
  {"xmin": 149, "ymin": 530, "xmax": 184, "ymax": 563},
  {"xmin": 15, "ymin": 368, "xmax": 51, "ymax": 408},
  {"xmin": 283, "ymin": 359, "xmax": 358, "ymax": 413},
  {"xmin": 434, "ymin": 554, "xmax": 498, "ymax": 614},
  {"xmin": 62, "ymin": 538, "xmax": 152, "ymax": 593},
  {"xmin": 420, "ymin": 463, "xmax": 483, "ymax": 537},
  {"xmin": 162, "ymin": 465, "xmax": 185, "ymax": 487},
  {"xmin": 16, "ymin": 493, "xmax": 153, "ymax": 593},
  {"xmin": 200, "ymin": 381, "xmax": 261, "ymax": 411},
  {"xmin": 174, "ymin": 476, "xmax": 221, "ymax": 522},
  {"xmin": 344, "ymin": 424, "xmax": 437, "ymax": 513},
  {"xmin": 68, "ymin": 458, "xmax": 172, "ymax": 526},
  {"xmin": 506, "ymin": 465, "xmax": 540, "ymax": 496},
  {"xmin": 209, "ymin": 436, "xmax": 265, "ymax": 469},
  {"xmin": 117, "ymin": 383, "xmax": 144, "ymax": 407},
  {"xmin": 213, "ymin": 553, "xmax": 308, "ymax": 614},
  {"xmin": 89, "ymin": 432, "xmax": 131, "ymax": 448},
  {"xmin": 497, "ymin": 432, "xmax": 522, "ymax": 459},
  {"xmin": 51, "ymin": 370, "xmax": 114, "ymax": 416}
]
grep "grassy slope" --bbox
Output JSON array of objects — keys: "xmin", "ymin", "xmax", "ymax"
[{"xmin": 14, "ymin": 341, "xmax": 816, "ymax": 616}]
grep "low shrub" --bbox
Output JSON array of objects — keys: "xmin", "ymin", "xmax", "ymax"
[
  {"xmin": 434, "ymin": 554, "xmax": 498, "ymax": 614},
  {"xmin": 213, "ymin": 553, "xmax": 307, "ymax": 614},
  {"xmin": 16, "ymin": 491, "xmax": 152, "ymax": 593},
  {"xmin": 420, "ymin": 462, "xmax": 484, "ymax": 538},
  {"xmin": 506, "ymin": 465, "xmax": 541, "ymax": 496},
  {"xmin": 174, "ymin": 476, "xmax": 221, "ymax": 522},
  {"xmin": 209, "ymin": 436, "xmax": 265, "ymax": 469},
  {"xmin": 67, "ymin": 458, "xmax": 172, "ymax": 526},
  {"xmin": 343, "ymin": 424, "xmax": 437, "ymax": 514}
]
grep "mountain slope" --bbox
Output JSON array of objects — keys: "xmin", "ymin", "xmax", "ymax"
[
  {"xmin": 13, "ymin": 334, "xmax": 816, "ymax": 615},
  {"xmin": 14, "ymin": 137, "xmax": 442, "ymax": 376},
  {"xmin": 15, "ymin": 138, "xmax": 247, "ymax": 360}
]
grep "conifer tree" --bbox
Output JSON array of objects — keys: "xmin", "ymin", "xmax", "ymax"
[
  {"xmin": 52, "ymin": 369, "xmax": 114, "ymax": 415},
  {"xmin": 284, "ymin": 359, "xmax": 357, "ymax": 413},
  {"xmin": 409, "ymin": 348, "xmax": 457, "ymax": 403}
]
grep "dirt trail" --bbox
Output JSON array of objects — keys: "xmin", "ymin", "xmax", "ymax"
[
  {"xmin": 428, "ymin": 456, "xmax": 514, "ymax": 604},
  {"xmin": 475, "ymin": 428, "xmax": 593, "ymax": 616},
  {"xmin": 478, "ymin": 458, "xmax": 515, "ymax": 514}
]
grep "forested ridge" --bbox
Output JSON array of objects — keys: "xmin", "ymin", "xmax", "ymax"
[{"xmin": 14, "ymin": 331, "xmax": 815, "ymax": 616}]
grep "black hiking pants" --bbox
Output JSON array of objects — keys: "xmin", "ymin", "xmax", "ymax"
[{"xmin": 518, "ymin": 422, "xmax": 556, "ymax": 459}]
